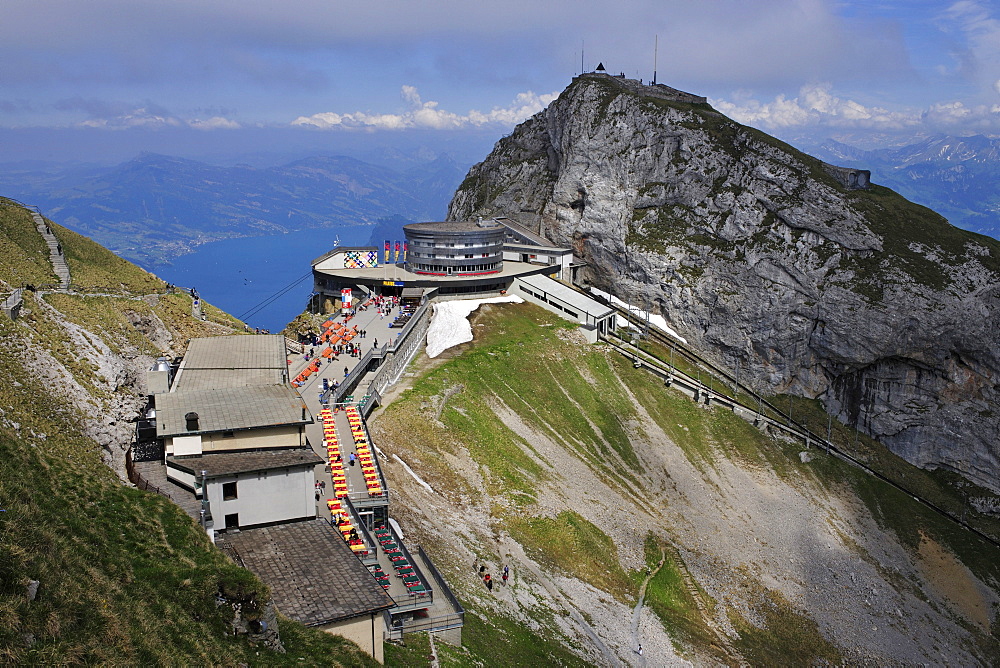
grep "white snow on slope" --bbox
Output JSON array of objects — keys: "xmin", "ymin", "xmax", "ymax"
[
  {"xmin": 425, "ymin": 296, "xmax": 524, "ymax": 358},
  {"xmin": 589, "ymin": 287, "xmax": 688, "ymax": 344}
]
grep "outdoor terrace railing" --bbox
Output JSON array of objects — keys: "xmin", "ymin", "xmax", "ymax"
[{"xmin": 416, "ymin": 545, "xmax": 464, "ymax": 617}]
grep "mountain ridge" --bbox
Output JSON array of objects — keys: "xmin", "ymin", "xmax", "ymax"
[{"xmin": 448, "ymin": 73, "xmax": 1000, "ymax": 496}]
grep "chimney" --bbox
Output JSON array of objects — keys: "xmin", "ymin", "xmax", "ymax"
[{"xmin": 185, "ymin": 412, "xmax": 200, "ymax": 431}]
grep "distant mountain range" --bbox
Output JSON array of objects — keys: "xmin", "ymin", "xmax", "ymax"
[
  {"xmin": 812, "ymin": 134, "xmax": 1000, "ymax": 240},
  {"xmin": 0, "ymin": 151, "xmax": 468, "ymax": 267}
]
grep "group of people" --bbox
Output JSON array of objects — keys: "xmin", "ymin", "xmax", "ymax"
[
  {"xmin": 314, "ymin": 479, "xmax": 327, "ymax": 500},
  {"xmin": 474, "ymin": 560, "xmax": 510, "ymax": 592}
]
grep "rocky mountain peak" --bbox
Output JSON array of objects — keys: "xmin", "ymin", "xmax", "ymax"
[{"xmin": 448, "ymin": 74, "xmax": 1000, "ymax": 494}]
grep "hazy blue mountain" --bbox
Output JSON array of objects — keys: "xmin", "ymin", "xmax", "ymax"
[
  {"xmin": 813, "ymin": 135, "xmax": 1000, "ymax": 240},
  {"xmin": 0, "ymin": 151, "xmax": 469, "ymax": 267}
]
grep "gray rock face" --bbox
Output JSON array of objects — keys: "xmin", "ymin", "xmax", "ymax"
[{"xmin": 449, "ymin": 73, "xmax": 1000, "ymax": 494}]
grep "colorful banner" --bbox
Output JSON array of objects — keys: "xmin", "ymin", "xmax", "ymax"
[
  {"xmin": 394, "ymin": 241, "xmax": 400, "ymax": 262},
  {"xmin": 384, "ymin": 240, "xmax": 390, "ymax": 263},
  {"xmin": 341, "ymin": 288, "xmax": 352, "ymax": 313},
  {"xmin": 403, "ymin": 241, "xmax": 408, "ymax": 261}
]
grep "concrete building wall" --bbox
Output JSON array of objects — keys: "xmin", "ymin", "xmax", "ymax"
[
  {"xmin": 165, "ymin": 426, "xmax": 303, "ymax": 456},
  {"xmin": 207, "ymin": 467, "xmax": 315, "ymax": 528},
  {"xmin": 201, "ymin": 425, "xmax": 304, "ymax": 452},
  {"xmin": 320, "ymin": 614, "xmax": 385, "ymax": 664}
]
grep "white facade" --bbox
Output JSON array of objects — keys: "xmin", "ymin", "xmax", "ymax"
[{"xmin": 205, "ymin": 467, "xmax": 315, "ymax": 529}]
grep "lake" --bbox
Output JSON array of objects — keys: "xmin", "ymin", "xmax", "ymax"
[{"xmin": 152, "ymin": 226, "xmax": 373, "ymax": 332}]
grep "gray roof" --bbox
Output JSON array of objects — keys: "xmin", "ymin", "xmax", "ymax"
[
  {"xmin": 172, "ymin": 335, "xmax": 288, "ymax": 391},
  {"xmin": 156, "ymin": 384, "xmax": 311, "ymax": 437},
  {"xmin": 217, "ymin": 519, "xmax": 395, "ymax": 626},
  {"xmin": 166, "ymin": 448, "xmax": 322, "ymax": 478},
  {"xmin": 403, "ymin": 220, "xmax": 501, "ymax": 233},
  {"xmin": 518, "ymin": 274, "xmax": 615, "ymax": 319},
  {"xmin": 495, "ymin": 217, "xmax": 558, "ymax": 248}
]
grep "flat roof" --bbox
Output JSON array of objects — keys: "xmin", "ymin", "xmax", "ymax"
[
  {"xmin": 172, "ymin": 335, "xmax": 288, "ymax": 391},
  {"xmin": 403, "ymin": 220, "xmax": 502, "ymax": 234},
  {"xmin": 217, "ymin": 519, "xmax": 395, "ymax": 626},
  {"xmin": 518, "ymin": 274, "xmax": 615, "ymax": 319},
  {"xmin": 314, "ymin": 258, "xmax": 556, "ymax": 285},
  {"xmin": 156, "ymin": 384, "xmax": 311, "ymax": 437},
  {"xmin": 311, "ymin": 246, "xmax": 378, "ymax": 267},
  {"xmin": 495, "ymin": 217, "xmax": 556, "ymax": 247},
  {"xmin": 166, "ymin": 448, "xmax": 323, "ymax": 478}
]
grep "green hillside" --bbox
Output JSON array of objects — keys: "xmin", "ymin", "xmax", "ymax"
[{"xmin": 0, "ymin": 200, "xmax": 376, "ymax": 665}]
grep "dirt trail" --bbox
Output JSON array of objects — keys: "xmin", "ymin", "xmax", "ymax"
[{"xmin": 630, "ymin": 548, "xmax": 666, "ymax": 664}]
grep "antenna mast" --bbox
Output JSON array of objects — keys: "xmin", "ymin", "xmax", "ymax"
[
  {"xmin": 581, "ymin": 39, "xmax": 584, "ymax": 75},
  {"xmin": 653, "ymin": 35, "xmax": 658, "ymax": 85}
]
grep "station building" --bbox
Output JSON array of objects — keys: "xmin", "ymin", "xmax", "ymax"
[
  {"xmin": 312, "ymin": 218, "xmax": 575, "ymax": 307},
  {"xmin": 310, "ymin": 217, "xmax": 614, "ymax": 340}
]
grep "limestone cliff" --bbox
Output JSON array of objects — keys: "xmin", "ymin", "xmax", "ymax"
[{"xmin": 448, "ymin": 73, "xmax": 1000, "ymax": 494}]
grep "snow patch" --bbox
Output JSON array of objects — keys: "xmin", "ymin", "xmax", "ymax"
[
  {"xmin": 589, "ymin": 287, "xmax": 688, "ymax": 344},
  {"xmin": 425, "ymin": 296, "xmax": 524, "ymax": 358},
  {"xmin": 393, "ymin": 453, "xmax": 435, "ymax": 494}
]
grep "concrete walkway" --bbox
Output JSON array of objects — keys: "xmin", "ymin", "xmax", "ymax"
[
  {"xmin": 287, "ymin": 297, "xmax": 408, "ymax": 522},
  {"xmin": 31, "ymin": 211, "xmax": 70, "ymax": 289}
]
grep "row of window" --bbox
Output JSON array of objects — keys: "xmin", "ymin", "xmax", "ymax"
[
  {"xmin": 411, "ymin": 262, "xmax": 501, "ymax": 274},
  {"xmin": 410, "ymin": 251, "xmax": 496, "ymax": 259},
  {"xmin": 408, "ymin": 240, "xmax": 498, "ymax": 248}
]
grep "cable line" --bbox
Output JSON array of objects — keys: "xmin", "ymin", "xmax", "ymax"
[{"xmin": 237, "ymin": 271, "xmax": 312, "ymax": 322}]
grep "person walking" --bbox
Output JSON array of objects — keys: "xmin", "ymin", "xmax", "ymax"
[{"xmin": 484, "ymin": 574, "xmax": 493, "ymax": 591}]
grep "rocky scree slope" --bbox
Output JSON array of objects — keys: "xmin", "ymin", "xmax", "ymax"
[{"xmin": 448, "ymin": 74, "xmax": 1000, "ymax": 495}]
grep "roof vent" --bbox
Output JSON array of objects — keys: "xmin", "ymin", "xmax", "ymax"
[{"xmin": 185, "ymin": 411, "xmax": 200, "ymax": 431}]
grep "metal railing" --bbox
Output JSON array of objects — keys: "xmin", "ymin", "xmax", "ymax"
[
  {"xmin": 416, "ymin": 545, "xmax": 464, "ymax": 616},
  {"xmin": 125, "ymin": 447, "xmax": 169, "ymax": 498},
  {"xmin": 385, "ymin": 611, "xmax": 464, "ymax": 639}
]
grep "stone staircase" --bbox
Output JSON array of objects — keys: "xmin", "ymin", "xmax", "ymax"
[{"xmin": 31, "ymin": 211, "xmax": 70, "ymax": 289}]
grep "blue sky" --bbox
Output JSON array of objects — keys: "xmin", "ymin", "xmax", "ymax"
[{"xmin": 3, "ymin": 0, "xmax": 1000, "ymax": 161}]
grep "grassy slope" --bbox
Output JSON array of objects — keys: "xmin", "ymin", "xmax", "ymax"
[
  {"xmin": 0, "ymin": 200, "xmax": 376, "ymax": 665},
  {"xmin": 0, "ymin": 198, "xmax": 57, "ymax": 287},
  {"xmin": 376, "ymin": 303, "xmax": 999, "ymax": 664}
]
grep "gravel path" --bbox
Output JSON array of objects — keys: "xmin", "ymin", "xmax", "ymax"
[{"xmin": 630, "ymin": 548, "xmax": 665, "ymax": 663}]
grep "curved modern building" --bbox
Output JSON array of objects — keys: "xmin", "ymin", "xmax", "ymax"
[{"xmin": 404, "ymin": 220, "xmax": 504, "ymax": 276}]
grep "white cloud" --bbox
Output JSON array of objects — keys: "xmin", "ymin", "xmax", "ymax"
[
  {"xmin": 715, "ymin": 82, "xmax": 1000, "ymax": 136},
  {"xmin": 188, "ymin": 116, "xmax": 240, "ymax": 130},
  {"xmin": 291, "ymin": 86, "xmax": 558, "ymax": 131},
  {"xmin": 78, "ymin": 107, "xmax": 183, "ymax": 129}
]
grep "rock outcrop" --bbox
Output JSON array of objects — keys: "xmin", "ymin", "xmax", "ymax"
[{"xmin": 448, "ymin": 73, "xmax": 1000, "ymax": 494}]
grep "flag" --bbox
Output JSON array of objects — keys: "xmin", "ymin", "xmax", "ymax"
[
  {"xmin": 384, "ymin": 240, "xmax": 390, "ymax": 263},
  {"xmin": 403, "ymin": 241, "xmax": 408, "ymax": 261},
  {"xmin": 394, "ymin": 241, "xmax": 400, "ymax": 262}
]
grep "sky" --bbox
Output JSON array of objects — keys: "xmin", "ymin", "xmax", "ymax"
[{"xmin": 3, "ymin": 0, "xmax": 1000, "ymax": 163}]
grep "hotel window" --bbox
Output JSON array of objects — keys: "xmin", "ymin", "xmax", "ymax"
[{"xmin": 223, "ymin": 481, "xmax": 238, "ymax": 500}]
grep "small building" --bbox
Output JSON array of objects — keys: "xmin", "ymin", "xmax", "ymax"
[
  {"xmin": 145, "ymin": 334, "xmax": 322, "ymax": 532},
  {"xmin": 218, "ymin": 519, "xmax": 396, "ymax": 663},
  {"xmin": 494, "ymin": 217, "xmax": 575, "ymax": 281},
  {"xmin": 166, "ymin": 448, "xmax": 322, "ymax": 531},
  {"xmin": 513, "ymin": 274, "xmax": 615, "ymax": 342}
]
